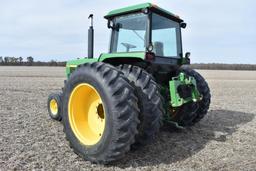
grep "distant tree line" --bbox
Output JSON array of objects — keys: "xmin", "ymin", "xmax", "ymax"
[
  {"xmin": 1, "ymin": 56, "xmax": 256, "ymax": 70},
  {"xmin": 190, "ymin": 63, "xmax": 256, "ymax": 71},
  {"xmin": 0, "ymin": 56, "xmax": 65, "ymax": 66}
]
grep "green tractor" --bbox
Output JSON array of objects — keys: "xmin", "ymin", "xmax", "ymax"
[{"xmin": 47, "ymin": 3, "xmax": 211, "ymax": 164}]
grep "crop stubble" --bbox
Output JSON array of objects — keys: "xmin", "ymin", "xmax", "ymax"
[{"xmin": 0, "ymin": 67, "xmax": 255, "ymax": 170}]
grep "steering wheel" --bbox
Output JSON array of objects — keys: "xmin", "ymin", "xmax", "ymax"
[{"xmin": 121, "ymin": 43, "xmax": 137, "ymax": 52}]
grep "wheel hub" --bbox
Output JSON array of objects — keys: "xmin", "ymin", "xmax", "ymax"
[
  {"xmin": 68, "ymin": 83, "xmax": 105, "ymax": 146},
  {"xmin": 50, "ymin": 99, "xmax": 58, "ymax": 115}
]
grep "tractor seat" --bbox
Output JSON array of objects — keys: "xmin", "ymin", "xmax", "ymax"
[{"xmin": 154, "ymin": 41, "xmax": 164, "ymax": 56}]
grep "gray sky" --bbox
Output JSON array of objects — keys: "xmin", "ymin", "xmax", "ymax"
[{"xmin": 0, "ymin": 0, "xmax": 255, "ymax": 64}]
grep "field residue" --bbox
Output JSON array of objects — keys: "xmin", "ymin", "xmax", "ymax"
[{"xmin": 0, "ymin": 67, "xmax": 256, "ymax": 170}]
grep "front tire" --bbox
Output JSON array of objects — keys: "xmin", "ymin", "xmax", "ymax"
[
  {"xmin": 62, "ymin": 62, "xmax": 139, "ymax": 164},
  {"xmin": 47, "ymin": 92, "xmax": 62, "ymax": 121}
]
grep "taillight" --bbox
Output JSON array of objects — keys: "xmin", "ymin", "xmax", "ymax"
[{"xmin": 145, "ymin": 52, "xmax": 155, "ymax": 61}]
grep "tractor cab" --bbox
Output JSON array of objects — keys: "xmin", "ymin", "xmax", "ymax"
[
  {"xmin": 66, "ymin": 3, "xmax": 190, "ymax": 76},
  {"xmin": 104, "ymin": 3, "xmax": 189, "ymax": 66}
]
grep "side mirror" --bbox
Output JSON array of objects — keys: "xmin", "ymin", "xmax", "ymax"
[
  {"xmin": 180, "ymin": 22, "xmax": 187, "ymax": 29},
  {"xmin": 182, "ymin": 52, "xmax": 191, "ymax": 64},
  {"xmin": 107, "ymin": 20, "xmax": 121, "ymax": 31},
  {"xmin": 107, "ymin": 20, "xmax": 114, "ymax": 29},
  {"xmin": 185, "ymin": 52, "xmax": 191, "ymax": 58}
]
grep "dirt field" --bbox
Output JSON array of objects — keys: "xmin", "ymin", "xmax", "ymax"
[{"xmin": 0, "ymin": 66, "xmax": 256, "ymax": 171}]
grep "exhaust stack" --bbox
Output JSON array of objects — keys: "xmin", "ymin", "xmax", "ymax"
[{"xmin": 88, "ymin": 14, "xmax": 94, "ymax": 58}]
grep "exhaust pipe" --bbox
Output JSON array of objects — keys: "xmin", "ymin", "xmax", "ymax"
[{"xmin": 88, "ymin": 14, "xmax": 94, "ymax": 58}]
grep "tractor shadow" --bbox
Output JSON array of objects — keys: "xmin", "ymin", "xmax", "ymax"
[{"xmin": 111, "ymin": 109, "xmax": 255, "ymax": 168}]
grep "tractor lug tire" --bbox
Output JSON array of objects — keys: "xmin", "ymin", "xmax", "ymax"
[
  {"xmin": 47, "ymin": 92, "xmax": 63, "ymax": 121},
  {"xmin": 62, "ymin": 62, "xmax": 139, "ymax": 164},
  {"xmin": 118, "ymin": 65, "xmax": 164, "ymax": 145}
]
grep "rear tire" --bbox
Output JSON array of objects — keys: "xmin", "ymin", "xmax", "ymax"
[
  {"xmin": 62, "ymin": 62, "xmax": 139, "ymax": 164},
  {"xmin": 118, "ymin": 65, "xmax": 164, "ymax": 145}
]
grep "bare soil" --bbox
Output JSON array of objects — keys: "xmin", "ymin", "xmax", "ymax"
[{"xmin": 0, "ymin": 67, "xmax": 256, "ymax": 171}]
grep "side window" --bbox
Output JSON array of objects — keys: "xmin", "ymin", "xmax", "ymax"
[{"xmin": 152, "ymin": 28, "xmax": 178, "ymax": 57}]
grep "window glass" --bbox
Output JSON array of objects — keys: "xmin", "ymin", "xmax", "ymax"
[
  {"xmin": 152, "ymin": 13, "xmax": 180, "ymax": 57},
  {"xmin": 111, "ymin": 13, "xmax": 147, "ymax": 53}
]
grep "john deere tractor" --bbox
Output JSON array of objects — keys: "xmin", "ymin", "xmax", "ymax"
[{"xmin": 47, "ymin": 3, "xmax": 211, "ymax": 164}]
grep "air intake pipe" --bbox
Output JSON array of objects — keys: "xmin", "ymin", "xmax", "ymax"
[{"xmin": 88, "ymin": 14, "xmax": 94, "ymax": 58}]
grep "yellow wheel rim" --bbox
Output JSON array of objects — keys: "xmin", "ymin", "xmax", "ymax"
[
  {"xmin": 68, "ymin": 83, "xmax": 105, "ymax": 146},
  {"xmin": 50, "ymin": 99, "xmax": 58, "ymax": 115}
]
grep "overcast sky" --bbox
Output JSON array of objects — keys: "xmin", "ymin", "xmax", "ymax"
[{"xmin": 0, "ymin": 0, "xmax": 255, "ymax": 64}]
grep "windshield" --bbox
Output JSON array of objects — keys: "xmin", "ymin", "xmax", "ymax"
[
  {"xmin": 152, "ymin": 13, "xmax": 182, "ymax": 58},
  {"xmin": 110, "ymin": 13, "xmax": 148, "ymax": 53}
]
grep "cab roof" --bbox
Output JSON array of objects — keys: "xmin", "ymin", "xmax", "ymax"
[{"xmin": 104, "ymin": 3, "xmax": 183, "ymax": 22}]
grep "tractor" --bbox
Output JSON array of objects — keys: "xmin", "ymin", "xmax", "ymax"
[{"xmin": 47, "ymin": 3, "xmax": 211, "ymax": 164}]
